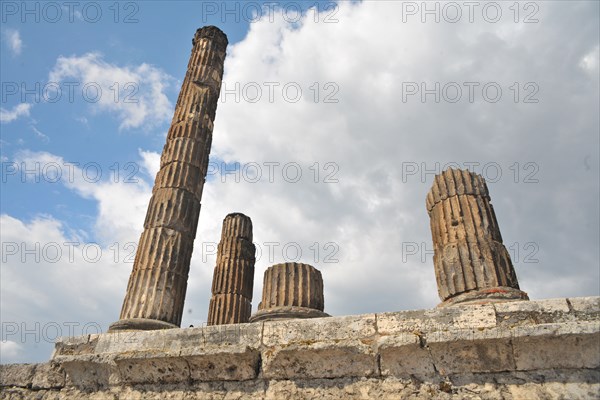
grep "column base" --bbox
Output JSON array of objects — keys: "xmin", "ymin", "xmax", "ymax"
[
  {"xmin": 108, "ymin": 318, "xmax": 179, "ymax": 332},
  {"xmin": 439, "ymin": 286, "xmax": 529, "ymax": 307},
  {"xmin": 249, "ymin": 306, "xmax": 330, "ymax": 322}
]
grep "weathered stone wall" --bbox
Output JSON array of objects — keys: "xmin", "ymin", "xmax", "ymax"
[{"xmin": 2, "ymin": 297, "xmax": 599, "ymax": 399}]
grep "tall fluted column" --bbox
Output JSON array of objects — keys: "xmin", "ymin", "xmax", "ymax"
[
  {"xmin": 207, "ymin": 213, "xmax": 255, "ymax": 325},
  {"xmin": 109, "ymin": 26, "xmax": 228, "ymax": 331},
  {"xmin": 250, "ymin": 262, "xmax": 329, "ymax": 322},
  {"xmin": 426, "ymin": 168, "xmax": 528, "ymax": 306}
]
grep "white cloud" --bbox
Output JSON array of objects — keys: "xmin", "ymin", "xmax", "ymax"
[
  {"xmin": 13, "ymin": 150, "xmax": 152, "ymax": 244},
  {"xmin": 3, "ymin": 29, "xmax": 22, "ymax": 56},
  {"xmin": 0, "ymin": 213, "xmax": 135, "ymax": 363},
  {"xmin": 30, "ymin": 125, "xmax": 49, "ymax": 142},
  {"xmin": 580, "ymin": 45, "xmax": 599, "ymax": 77},
  {"xmin": 138, "ymin": 149, "xmax": 160, "ymax": 178},
  {"xmin": 209, "ymin": 0, "xmax": 599, "ymax": 311},
  {"xmin": 0, "ymin": 103, "xmax": 32, "ymax": 123},
  {"xmin": 0, "ymin": 341, "xmax": 22, "ymax": 362},
  {"xmin": 75, "ymin": 116, "xmax": 88, "ymax": 125},
  {"xmin": 48, "ymin": 53, "xmax": 174, "ymax": 130}
]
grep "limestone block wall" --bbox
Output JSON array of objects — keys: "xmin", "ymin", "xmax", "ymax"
[{"xmin": 1, "ymin": 297, "xmax": 599, "ymax": 399}]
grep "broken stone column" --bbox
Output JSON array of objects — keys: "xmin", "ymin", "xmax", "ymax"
[
  {"xmin": 426, "ymin": 168, "xmax": 528, "ymax": 306},
  {"xmin": 250, "ymin": 262, "xmax": 329, "ymax": 322},
  {"xmin": 207, "ymin": 213, "xmax": 255, "ymax": 325},
  {"xmin": 109, "ymin": 26, "xmax": 228, "ymax": 331}
]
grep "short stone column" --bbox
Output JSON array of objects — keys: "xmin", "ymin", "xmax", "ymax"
[
  {"xmin": 250, "ymin": 262, "xmax": 329, "ymax": 322},
  {"xmin": 109, "ymin": 26, "xmax": 228, "ymax": 331},
  {"xmin": 426, "ymin": 168, "xmax": 528, "ymax": 306},
  {"xmin": 207, "ymin": 213, "xmax": 255, "ymax": 325}
]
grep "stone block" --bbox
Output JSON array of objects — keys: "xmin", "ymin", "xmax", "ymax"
[
  {"xmin": 427, "ymin": 331, "xmax": 516, "ymax": 375},
  {"xmin": 494, "ymin": 298, "xmax": 570, "ymax": 326},
  {"xmin": 0, "ymin": 363, "xmax": 37, "ymax": 388},
  {"xmin": 377, "ymin": 304, "xmax": 496, "ymax": 336},
  {"xmin": 262, "ymin": 341, "xmax": 378, "ymax": 379},
  {"xmin": 31, "ymin": 362, "xmax": 65, "ymax": 389},
  {"xmin": 262, "ymin": 314, "xmax": 376, "ymax": 346},
  {"xmin": 185, "ymin": 350, "xmax": 260, "ymax": 381},
  {"xmin": 114, "ymin": 355, "xmax": 190, "ymax": 385},
  {"xmin": 512, "ymin": 322, "xmax": 600, "ymax": 370},
  {"xmin": 568, "ymin": 296, "xmax": 600, "ymax": 316},
  {"xmin": 378, "ymin": 334, "xmax": 436, "ymax": 377}
]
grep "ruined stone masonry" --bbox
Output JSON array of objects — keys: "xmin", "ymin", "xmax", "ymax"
[
  {"xmin": 250, "ymin": 262, "xmax": 329, "ymax": 322},
  {"xmin": 427, "ymin": 168, "xmax": 529, "ymax": 306},
  {"xmin": 207, "ymin": 213, "xmax": 256, "ymax": 325},
  {"xmin": 2, "ymin": 297, "xmax": 598, "ymax": 399},
  {"xmin": 109, "ymin": 26, "xmax": 228, "ymax": 331}
]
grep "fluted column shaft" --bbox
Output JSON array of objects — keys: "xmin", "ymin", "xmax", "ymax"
[
  {"xmin": 250, "ymin": 262, "xmax": 329, "ymax": 322},
  {"xmin": 109, "ymin": 26, "xmax": 228, "ymax": 331},
  {"xmin": 207, "ymin": 213, "xmax": 256, "ymax": 325},
  {"xmin": 426, "ymin": 168, "xmax": 528, "ymax": 306}
]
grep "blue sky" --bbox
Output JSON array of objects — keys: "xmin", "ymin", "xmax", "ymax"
[
  {"xmin": 1, "ymin": 1, "xmax": 343, "ymax": 235},
  {"xmin": 1, "ymin": 1, "xmax": 599, "ymax": 364},
  {"xmin": 1, "ymin": 1, "xmax": 282, "ymax": 234}
]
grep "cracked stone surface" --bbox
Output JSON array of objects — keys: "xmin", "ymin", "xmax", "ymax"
[{"xmin": 2, "ymin": 297, "xmax": 598, "ymax": 399}]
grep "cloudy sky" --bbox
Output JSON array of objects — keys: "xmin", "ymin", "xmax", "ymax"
[{"xmin": 1, "ymin": 1, "xmax": 598, "ymax": 363}]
